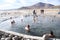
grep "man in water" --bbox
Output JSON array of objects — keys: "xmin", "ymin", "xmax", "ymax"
[
  {"xmin": 42, "ymin": 31, "xmax": 55, "ymax": 40},
  {"xmin": 25, "ymin": 24, "xmax": 30, "ymax": 32},
  {"xmin": 11, "ymin": 20, "xmax": 15, "ymax": 24},
  {"xmin": 33, "ymin": 10, "xmax": 37, "ymax": 17},
  {"xmin": 48, "ymin": 31, "xmax": 55, "ymax": 38}
]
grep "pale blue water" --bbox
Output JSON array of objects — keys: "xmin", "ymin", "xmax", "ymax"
[{"xmin": 0, "ymin": 15, "xmax": 60, "ymax": 38}]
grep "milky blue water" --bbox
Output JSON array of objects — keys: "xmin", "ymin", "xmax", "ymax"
[{"xmin": 0, "ymin": 15, "xmax": 60, "ymax": 38}]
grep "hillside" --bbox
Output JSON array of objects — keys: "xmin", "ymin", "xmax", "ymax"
[{"xmin": 18, "ymin": 2, "xmax": 54, "ymax": 9}]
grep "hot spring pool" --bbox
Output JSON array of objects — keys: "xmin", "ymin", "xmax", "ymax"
[{"xmin": 0, "ymin": 15, "xmax": 60, "ymax": 38}]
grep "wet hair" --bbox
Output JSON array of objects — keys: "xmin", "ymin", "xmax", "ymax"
[
  {"xmin": 33, "ymin": 10, "xmax": 36, "ymax": 14},
  {"xmin": 27, "ymin": 25, "xmax": 30, "ymax": 28},
  {"xmin": 50, "ymin": 31, "xmax": 54, "ymax": 35}
]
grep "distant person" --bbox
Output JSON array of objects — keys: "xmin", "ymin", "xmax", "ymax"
[
  {"xmin": 20, "ymin": 16, "xmax": 24, "ymax": 22},
  {"xmin": 33, "ymin": 10, "xmax": 36, "ymax": 15},
  {"xmin": 54, "ymin": 15, "xmax": 56, "ymax": 18},
  {"xmin": 33, "ymin": 10, "xmax": 37, "ymax": 17},
  {"xmin": 21, "ymin": 19, "xmax": 23, "ymax": 22},
  {"xmin": 52, "ymin": 19, "xmax": 54, "ymax": 22},
  {"xmin": 25, "ymin": 24, "xmax": 30, "ymax": 32},
  {"xmin": 33, "ymin": 17, "xmax": 37, "ymax": 23},
  {"xmin": 11, "ymin": 20, "xmax": 15, "ymax": 24},
  {"xmin": 10, "ymin": 17, "xmax": 12, "ymax": 19}
]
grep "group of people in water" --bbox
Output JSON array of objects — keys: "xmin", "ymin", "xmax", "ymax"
[
  {"xmin": 10, "ymin": 10, "xmax": 55, "ymax": 40},
  {"xmin": 25, "ymin": 24, "xmax": 55, "ymax": 37},
  {"xmin": 24, "ymin": 24, "xmax": 55, "ymax": 40}
]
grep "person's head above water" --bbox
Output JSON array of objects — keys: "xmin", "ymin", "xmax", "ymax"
[
  {"xmin": 49, "ymin": 30, "xmax": 55, "ymax": 38},
  {"xmin": 26, "ymin": 24, "xmax": 30, "ymax": 28},
  {"xmin": 50, "ymin": 31, "xmax": 54, "ymax": 35},
  {"xmin": 25, "ymin": 24, "xmax": 30, "ymax": 32}
]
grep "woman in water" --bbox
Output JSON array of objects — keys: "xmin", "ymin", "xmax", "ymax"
[{"xmin": 25, "ymin": 24, "xmax": 30, "ymax": 32}]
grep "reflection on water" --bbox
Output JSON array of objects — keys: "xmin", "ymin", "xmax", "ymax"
[
  {"xmin": 33, "ymin": 17, "xmax": 38, "ymax": 23},
  {"xmin": 0, "ymin": 15, "xmax": 60, "ymax": 38}
]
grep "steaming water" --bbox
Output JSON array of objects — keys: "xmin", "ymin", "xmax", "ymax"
[{"xmin": 0, "ymin": 15, "xmax": 60, "ymax": 38}]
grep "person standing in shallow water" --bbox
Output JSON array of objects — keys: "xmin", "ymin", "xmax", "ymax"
[
  {"xmin": 33, "ymin": 10, "xmax": 38, "ymax": 23},
  {"xmin": 33, "ymin": 10, "xmax": 37, "ymax": 17},
  {"xmin": 25, "ymin": 24, "xmax": 30, "ymax": 32},
  {"xmin": 33, "ymin": 10, "xmax": 36, "ymax": 15}
]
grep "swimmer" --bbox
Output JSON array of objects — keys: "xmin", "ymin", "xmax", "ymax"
[
  {"xmin": 48, "ymin": 31, "xmax": 55, "ymax": 38},
  {"xmin": 42, "ymin": 31, "xmax": 55, "ymax": 40},
  {"xmin": 10, "ymin": 17, "xmax": 12, "ymax": 19},
  {"xmin": 25, "ymin": 24, "xmax": 30, "ymax": 32},
  {"xmin": 21, "ymin": 19, "xmax": 23, "ymax": 22},
  {"xmin": 11, "ymin": 20, "xmax": 15, "ymax": 24}
]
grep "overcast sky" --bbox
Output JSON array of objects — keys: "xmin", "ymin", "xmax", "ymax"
[{"xmin": 0, "ymin": 0, "xmax": 60, "ymax": 10}]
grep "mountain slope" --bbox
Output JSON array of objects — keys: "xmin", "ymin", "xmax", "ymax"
[
  {"xmin": 18, "ymin": 2, "xmax": 54, "ymax": 9},
  {"xmin": 29, "ymin": 2, "xmax": 54, "ymax": 8}
]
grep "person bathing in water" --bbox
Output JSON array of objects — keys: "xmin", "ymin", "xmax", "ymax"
[
  {"xmin": 11, "ymin": 20, "xmax": 15, "ymax": 24},
  {"xmin": 48, "ymin": 31, "xmax": 55, "ymax": 38},
  {"xmin": 25, "ymin": 24, "xmax": 30, "ymax": 32},
  {"xmin": 42, "ymin": 31, "xmax": 55, "ymax": 40}
]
